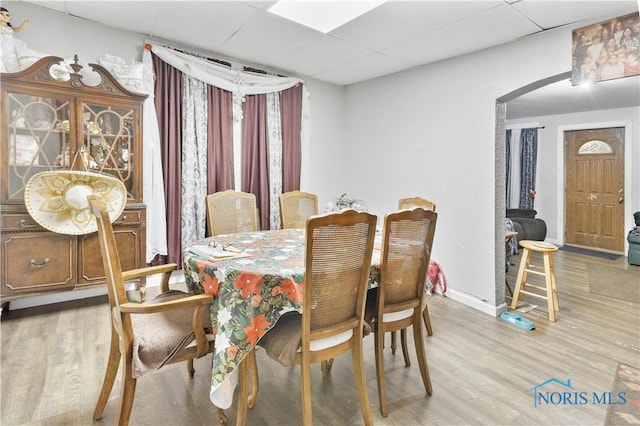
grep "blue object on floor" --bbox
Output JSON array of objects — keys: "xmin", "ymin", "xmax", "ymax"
[{"xmin": 500, "ymin": 311, "xmax": 535, "ymax": 330}]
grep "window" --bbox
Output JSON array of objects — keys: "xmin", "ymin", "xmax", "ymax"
[{"xmin": 577, "ymin": 140, "xmax": 613, "ymax": 154}]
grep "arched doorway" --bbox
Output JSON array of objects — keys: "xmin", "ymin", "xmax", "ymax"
[{"xmin": 493, "ymin": 72, "xmax": 571, "ymax": 305}]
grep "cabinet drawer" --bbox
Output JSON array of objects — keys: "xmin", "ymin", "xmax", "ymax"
[
  {"xmin": 1, "ymin": 232, "xmax": 75, "ymax": 294},
  {"xmin": 1, "ymin": 213, "xmax": 44, "ymax": 232},
  {"xmin": 113, "ymin": 210, "xmax": 142, "ymax": 226},
  {"xmin": 77, "ymin": 224, "xmax": 142, "ymax": 285}
]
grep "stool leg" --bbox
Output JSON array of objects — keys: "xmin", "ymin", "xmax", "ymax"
[
  {"xmin": 510, "ymin": 248, "xmax": 530, "ymax": 310},
  {"xmin": 543, "ymin": 253, "xmax": 556, "ymax": 322},
  {"xmin": 548, "ymin": 252, "xmax": 559, "ymax": 317}
]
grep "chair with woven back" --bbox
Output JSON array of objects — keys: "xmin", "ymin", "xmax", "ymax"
[
  {"xmin": 398, "ymin": 196, "xmax": 437, "ymax": 212},
  {"xmin": 87, "ymin": 195, "xmax": 223, "ymax": 425},
  {"xmin": 238, "ymin": 209, "xmax": 377, "ymax": 426},
  {"xmin": 279, "ymin": 190, "xmax": 318, "ymax": 229},
  {"xmin": 397, "ymin": 196, "xmax": 437, "ymax": 338},
  {"xmin": 206, "ymin": 190, "xmax": 259, "ymax": 236},
  {"xmin": 372, "ymin": 207, "xmax": 437, "ymax": 417}
]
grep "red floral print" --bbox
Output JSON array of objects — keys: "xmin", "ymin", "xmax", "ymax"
[
  {"xmin": 234, "ymin": 271, "xmax": 265, "ymax": 298},
  {"xmin": 280, "ymin": 278, "xmax": 302, "ymax": 302},
  {"xmin": 202, "ymin": 273, "xmax": 220, "ymax": 296},
  {"xmin": 244, "ymin": 313, "xmax": 270, "ymax": 345}
]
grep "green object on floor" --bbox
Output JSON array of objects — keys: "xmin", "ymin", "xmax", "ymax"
[{"xmin": 500, "ymin": 311, "xmax": 535, "ymax": 330}]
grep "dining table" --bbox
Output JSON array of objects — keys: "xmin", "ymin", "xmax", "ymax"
[{"xmin": 183, "ymin": 228, "xmax": 383, "ymax": 409}]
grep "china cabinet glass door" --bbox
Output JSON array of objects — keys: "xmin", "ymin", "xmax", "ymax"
[
  {"xmin": 6, "ymin": 93, "xmax": 72, "ymax": 200},
  {"xmin": 82, "ymin": 102, "xmax": 135, "ymax": 199}
]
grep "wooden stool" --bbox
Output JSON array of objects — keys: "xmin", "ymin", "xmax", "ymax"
[{"xmin": 510, "ymin": 240, "xmax": 560, "ymax": 321}]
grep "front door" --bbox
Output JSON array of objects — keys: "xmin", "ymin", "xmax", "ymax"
[{"xmin": 565, "ymin": 128, "xmax": 625, "ymax": 253}]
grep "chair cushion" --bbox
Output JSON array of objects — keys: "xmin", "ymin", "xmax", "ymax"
[
  {"xmin": 258, "ymin": 312, "xmax": 357, "ymax": 367},
  {"xmin": 382, "ymin": 308, "xmax": 413, "ymax": 322},
  {"xmin": 130, "ymin": 290, "xmax": 197, "ymax": 378},
  {"xmin": 258, "ymin": 312, "xmax": 302, "ymax": 367}
]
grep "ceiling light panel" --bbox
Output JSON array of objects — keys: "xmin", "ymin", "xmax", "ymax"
[{"xmin": 268, "ymin": 0, "xmax": 387, "ymax": 33}]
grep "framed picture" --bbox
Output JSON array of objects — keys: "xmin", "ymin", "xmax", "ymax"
[
  {"xmin": 9, "ymin": 134, "xmax": 40, "ymax": 166},
  {"xmin": 572, "ymin": 12, "xmax": 640, "ymax": 85}
]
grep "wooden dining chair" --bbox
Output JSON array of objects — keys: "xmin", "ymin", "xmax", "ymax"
[
  {"xmin": 372, "ymin": 207, "xmax": 437, "ymax": 417},
  {"xmin": 279, "ymin": 190, "xmax": 318, "ymax": 229},
  {"xmin": 398, "ymin": 196, "xmax": 437, "ymax": 212},
  {"xmin": 87, "ymin": 196, "xmax": 222, "ymax": 426},
  {"xmin": 397, "ymin": 196, "xmax": 437, "ymax": 339},
  {"xmin": 240, "ymin": 209, "xmax": 377, "ymax": 426},
  {"xmin": 206, "ymin": 190, "xmax": 259, "ymax": 236}
]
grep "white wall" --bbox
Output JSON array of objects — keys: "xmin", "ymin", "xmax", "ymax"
[
  {"xmin": 343, "ymin": 25, "xmax": 638, "ymax": 315},
  {"xmin": 7, "ymin": 2, "xmax": 638, "ymax": 315}
]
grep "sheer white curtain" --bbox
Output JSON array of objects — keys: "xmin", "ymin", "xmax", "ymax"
[
  {"xmin": 267, "ymin": 92, "xmax": 283, "ymax": 230},
  {"xmin": 99, "ymin": 53, "xmax": 169, "ymax": 263},
  {"xmin": 180, "ymin": 76, "xmax": 209, "ymax": 249},
  {"xmin": 149, "ymin": 44, "xmax": 303, "ymax": 95}
]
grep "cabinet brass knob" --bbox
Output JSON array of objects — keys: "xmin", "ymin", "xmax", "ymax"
[
  {"xmin": 29, "ymin": 258, "xmax": 50, "ymax": 268},
  {"xmin": 113, "ymin": 215, "xmax": 127, "ymax": 225}
]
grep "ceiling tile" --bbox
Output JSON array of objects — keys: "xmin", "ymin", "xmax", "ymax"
[
  {"xmin": 330, "ymin": 1, "xmax": 501, "ymax": 51},
  {"xmin": 217, "ymin": 10, "xmax": 323, "ymax": 67},
  {"xmin": 150, "ymin": 1, "xmax": 260, "ymax": 50},
  {"xmin": 66, "ymin": 1, "xmax": 158, "ymax": 34},
  {"xmin": 511, "ymin": 0, "xmax": 638, "ymax": 29},
  {"xmin": 275, "ymin": 34, "xmax": 372, "ymax": 77},
  {"xmin": 312, "ymin": 52, "xmax": 415, "ymax": 85},
  {"xmin": 381, "ymin": 3, "xmax": 542, "ymax": 66}
]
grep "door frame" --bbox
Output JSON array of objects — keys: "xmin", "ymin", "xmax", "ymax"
[{"xmin": 556, "ymin": 120, "xmax": 633, "ymax": 252}]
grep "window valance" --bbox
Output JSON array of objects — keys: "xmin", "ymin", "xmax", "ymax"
[{"xmin": 147, "ymin": 44, "xmax": 304, "ymax": 96}]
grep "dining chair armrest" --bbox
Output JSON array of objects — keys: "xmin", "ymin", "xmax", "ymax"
[
  {"xmin": 119, "ymin": 294, "xmax": 213, "ymax": 314},
  {"xmin": 122, "ymin": 264, "xmax": 178, "ymax": 281}
]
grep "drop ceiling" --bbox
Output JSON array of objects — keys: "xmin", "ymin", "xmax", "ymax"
[{"xmin": 19, "ymin": 0, "xmax": 640, "ymax": 118}]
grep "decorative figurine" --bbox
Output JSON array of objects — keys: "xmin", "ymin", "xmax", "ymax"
[{"xmin": 0, "ymin": 7, "xmax": 30, "ymax": 73}]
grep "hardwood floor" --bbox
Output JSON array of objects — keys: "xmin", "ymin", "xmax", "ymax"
[{"xmin": 1, "ymin": 249, "xmax": 638, "ymax": 425}]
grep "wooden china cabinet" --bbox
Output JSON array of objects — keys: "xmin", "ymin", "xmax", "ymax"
[{"xmin": 0, "ymin": 55, "xmax": 146, "ymax": 309}]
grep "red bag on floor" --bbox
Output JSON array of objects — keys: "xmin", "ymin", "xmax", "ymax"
[{"xmin": 428, "ymin": 260, "xmax": 447, "ymax": 294}]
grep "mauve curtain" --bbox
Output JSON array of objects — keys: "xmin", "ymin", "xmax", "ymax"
[
  {"xmin": 151, "ymin": 50, "xmax": 304, "ymax": 255},
  {"xmin": 281, "ymin": 84, "xmax": 303, "ymax": 192},
  {"xmin": 519, "ymin": 128, "xmax": 538, "ymax": 210},
  {"xmin": 242, "ymin": 94, "xmax": 270, "ymax": 230},
  {"xmin": 207, "ymin": 85, "xmax": 234, "ymax": 193},
  {"xmin": 152, "ymin": 54, "xmax": 182, "ymax": 265}
]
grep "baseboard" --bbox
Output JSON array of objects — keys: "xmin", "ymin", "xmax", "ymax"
[
  {"xmin": 8, "ymin": 286, "xmax": 109, "ymax": 310},
  {"xmin": 444, "ymin": 287, "xmax": 509, "ymax": 317},
  {"xmin": 8, "ymin": 270, "xmax": 187, "ymax": 311}
]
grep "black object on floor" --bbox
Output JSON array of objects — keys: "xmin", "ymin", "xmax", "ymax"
[{"xmin": 560, "ymin": 245, "xmax": 621, "ymax": 260}]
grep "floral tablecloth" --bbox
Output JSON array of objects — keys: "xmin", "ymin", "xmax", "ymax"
[{"xmin": 183, "ymin": 229, "xmax": 307, "ymax": 408}]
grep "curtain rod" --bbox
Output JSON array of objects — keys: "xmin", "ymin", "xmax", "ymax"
[
  {"xmin": 506, "ymin": 124, "xmax": 545, "ymax": 130},
  {"xmin": 145, "ymin": 39, "xmax": 289, "ymax": 78}
]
